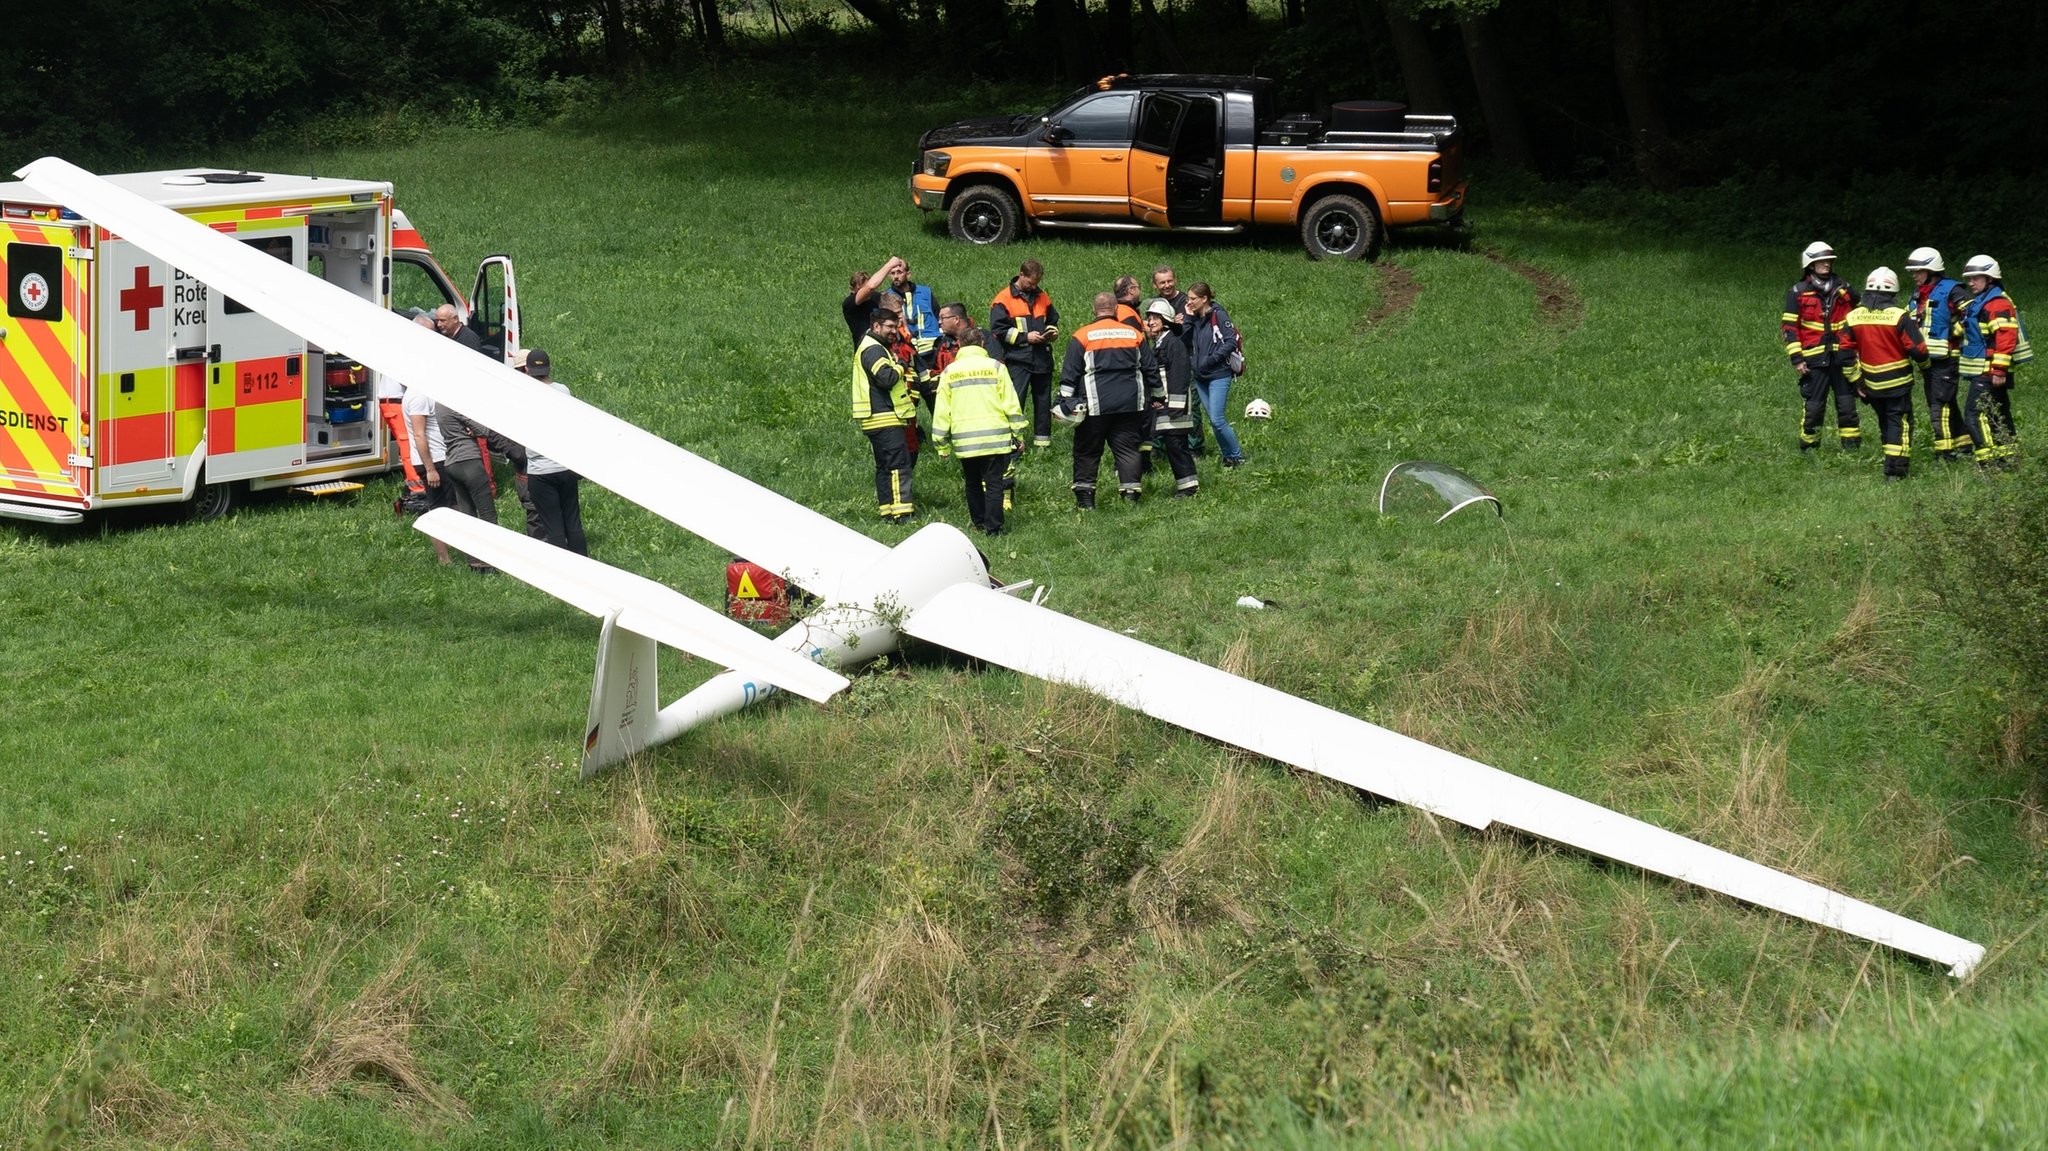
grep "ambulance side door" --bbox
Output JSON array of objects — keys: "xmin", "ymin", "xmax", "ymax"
[
  {"xmin": 202, "ymin": 224, "xmax": 310, "ymax": 482},
  {"xmin": 95, "ymin": 240, "xmax": 179, "ymax": 491},
  {"xmin": 471, "ymin": 256, "xmax": 519, "ymax": 363}
]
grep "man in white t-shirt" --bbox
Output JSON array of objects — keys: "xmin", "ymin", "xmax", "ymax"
[{"xmin": 401, "ymin": 315, "xmax": 454, "ymax": 563}]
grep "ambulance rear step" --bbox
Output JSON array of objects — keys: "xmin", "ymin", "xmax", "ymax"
[
  {"xmin": 290, "ymin": 481, "xmax": 365, "ymax": 499},
  {"xmin": 0, "ymin": 500, "xmax": 85, "ymax": 524}
]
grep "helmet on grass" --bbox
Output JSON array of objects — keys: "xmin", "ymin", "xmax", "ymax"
[{"xmin": 1244, "ymin": 398, "xmax": 1272, "ymax": 421}]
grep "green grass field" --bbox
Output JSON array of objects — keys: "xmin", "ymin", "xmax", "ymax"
[{"xmin": 4, "ymin": 81, "xmax": 2045, "ymax": 1148}]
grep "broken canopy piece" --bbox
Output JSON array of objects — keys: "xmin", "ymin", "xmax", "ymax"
[{"xmin": 1379, "ymin": 460, "xmax": 1503, "ymax": 523}]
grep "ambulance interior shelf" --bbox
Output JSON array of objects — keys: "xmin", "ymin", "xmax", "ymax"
[{"xmin": 302, "ymin": 208, "xmax": 381, "ymax": 460}]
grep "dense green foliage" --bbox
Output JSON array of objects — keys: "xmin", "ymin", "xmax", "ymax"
[
  {"xmin": 7, "ymin": 1, "xmax": 2045, "ymax": 187},
  {"xmin": 1920, "ymin": 457, "xmax": 2048, "ymax": 803},
  {"xmin": 3, "ymin": 82, "xmax": 2045, "ymax": 1147}
]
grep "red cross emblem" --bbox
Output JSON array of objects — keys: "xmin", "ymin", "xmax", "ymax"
[
  {"xmin": 19, "ymin": 274, "xmax": 49, "ymax": 311},
  {"xmin": 119, "ymin": 264, "xmax": 164, "ymax": 331}
]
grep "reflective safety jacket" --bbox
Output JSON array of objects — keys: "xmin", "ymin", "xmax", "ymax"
[
  {"xmin": 1782, "ymin": 274, "xmax": 1857, "ymax": 369},
  {"xmin": 898, "ymin": 281, "xmax": 940, "ymax": 355},
  {"xmin": 1058, "ymin": 317, "xmax": 1157, "ymax": 416},
  {"xmin": 851, "ymin": 334, "xmax": 916, "ymax": 431},
  {"xmin": 1910, "ymin": 277, "xmax": 1966, "ymax": 359},
  {"xmin": 931, "ymin": 345, "xmax": 1026, "ymax": 459},
  {"xmin": 989, "ymin": 279, "xmax": 1059, "ymax": 373},
  {"xmin": 1844, "ymin": 304, "xmax": 1928, "ymax": 393},
  {"xmin": 1150, "ymin": 329, "xmax": 1195, "ymax": 431},
  {"xmin": 1959, "ymin": 286, "xmax": 2033, "ymax": 375}
]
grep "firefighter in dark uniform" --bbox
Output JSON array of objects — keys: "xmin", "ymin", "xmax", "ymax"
[
  {"xmin": 1906, "ymin": 247, "xmax": 1970, "ymax": 460},
  {"xmin": 989, "ymin": 258, "xmax": 1060, "ymax": 449},
  {"xmin": 1956, "ymin": 254, "xmax": 2030, "ymax": 467},
  {"xmin": 1112, "ymin": 274, "xmax": 1154, "ymax": 470},
  {"xmin": 1782, "ymin": 241, "xmax": 1862, "ymax": 450},
  {"xmin": 852, "ymin": 310, "xmax": 918, "ymax": 522},
  {"xmin": 1844, "ymin": 267, "xmax": 1929, "ymax": 480},
  {"xmin": 1057, "ymin": 292, "xmax": 1158, "ymax": 508},
  {"xmin": 1144, "ymin": 298, "xmax": 1200, "ymax": 497}
]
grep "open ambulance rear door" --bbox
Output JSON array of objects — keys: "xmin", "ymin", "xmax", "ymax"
[
  {"xmin": 471, "ymin": 255, "xmax": 519, "ymax": 362},
  {"xmin": 0, "ymin": 220, "xmax": 92, "ymax": 522}
]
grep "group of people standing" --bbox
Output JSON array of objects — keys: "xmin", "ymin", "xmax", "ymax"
[
  {"xmin": 390, "ymin": 305, "xmax": 588, "ymax": 568},
  {"xmin": 1782, "ymin": 243, "xmax": 2029, "ymax": 477},
  {"xmin": 845, "ymin": 256, "xmax": 1249, "ymax": 533}
]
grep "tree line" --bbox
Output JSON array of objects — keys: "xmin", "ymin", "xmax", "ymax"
[{"xmin": 5, "ymin": 0, "xmax": 2043, "ymax": 186}]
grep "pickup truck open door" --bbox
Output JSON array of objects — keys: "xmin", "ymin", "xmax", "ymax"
[{"xmin": 1131, "ymin": 91, "xmax": 1226, "ymax": 228}]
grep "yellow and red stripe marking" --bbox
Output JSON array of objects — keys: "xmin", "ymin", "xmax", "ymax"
[
  {"xmin": 0, "ymin": 222, "xmax": 86, "ymax": 498},
  {"xmin": 205, "ymin": 355, "xmax": 302, "ymax": 456}
]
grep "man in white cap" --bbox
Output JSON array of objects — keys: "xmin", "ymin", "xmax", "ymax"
[
  {"xmin": 1781, "ymin": 241, "xmax": 1861, "ymax": 451},
  {"xmin": 1905, "ymin": 248, "xmax": 1970, "ymax": 460},
  {"xmin": 1955, "ymin": 255, "xmax": 2029, "ymax": 466}
]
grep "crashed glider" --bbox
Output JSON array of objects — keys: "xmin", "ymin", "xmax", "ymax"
[{"xmin": 17, "ymin": 157, "xmax": 1986, "ymax": 979}]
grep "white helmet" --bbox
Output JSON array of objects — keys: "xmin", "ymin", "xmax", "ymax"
[
  {"xmin": 1962, "ymin": 254, "xmax": 2003, "ymax": 281},
  {"xmin": 1243, "ymin": 398, "xmax": 1272, "ymax": 421},
  {"xmin": 1905, "ymin": 247, "xmax": 1944, "ymax": 274},
  {"xmin": 1865, "ymin": 267, "xmax": 1899, "ymax": 294},
  {"xmin": 1802, "ymin": 241, "xmax": 1836, "ymax": 269}
]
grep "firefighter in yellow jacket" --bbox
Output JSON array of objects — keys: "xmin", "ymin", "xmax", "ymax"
[
  {"xmin": 852, "ymin": 310, "xmax": 919, "ymax": 523},
  {"xmin": 931, "ymin": 328, "xmax": 1027, "ymax": 534}
]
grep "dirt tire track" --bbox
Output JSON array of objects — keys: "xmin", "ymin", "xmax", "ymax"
[
  {"xmin": 1481, "ymin": 249, "xmax": 1586, "ymax": 338},
  {"xmin": 1358, "ymin": 263, "xmax": 1420, "ymax": 332}
]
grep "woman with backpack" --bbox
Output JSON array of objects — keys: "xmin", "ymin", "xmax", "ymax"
[{"xmin": 1187, "ymin": 282, "xmax": 1247, "ymax": 467}]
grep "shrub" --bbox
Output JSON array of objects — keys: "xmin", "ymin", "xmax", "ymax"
[{"xmin": 1920, "ymin": 457, "xmax": 2048, "ymax": 801}]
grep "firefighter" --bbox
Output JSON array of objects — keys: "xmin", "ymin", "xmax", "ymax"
[
  {"xmin": 1906, "ymin": 248, "xmax": 1970, "ymax": 460},
  {"xmin": 989, "ymin": 258, "xmax": 1060, "ymax": 449},
  {"xmin": 852, "ymin": 309, "xmax": 919, "ymax": 522},
  {"xmin": 1057, "ymin": 292, "xmax": 1158, "ymax": 508},
  {"xmin": 1152, "ymin": 264, "xmax": 1200, "ymax": 454},
  {"xmin": 1844, "ymin": 267, "xmax": 1929, "ymax": 480},
  {"xmin": 1956, "ymin": 254, "xmax": 2030, "ymax": 467},
  {"xmin": 1781, "ymin": 242, "xmax": 1861, "ymax": 451},
  {"xmin": 1144, "ymin": 298, "xmax": 1200, "ymax": 498},
  {"xmin": 1113, "ymin": 275, "xmax": 1144, "ymax": 328},
  {"xmin": 931, "ymin": 326, "xmax": 1027, "ymax": 535},
  {"xmin": 889, "ymin": 260, "xmax": 942, "ymax": 366},
  {"xmin": 931, "ymin": 302, "xmax": 969, "ymax": 378}
]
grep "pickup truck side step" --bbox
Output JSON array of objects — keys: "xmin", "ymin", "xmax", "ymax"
[{"xmin": 1033, "ymin": 220, "xmax": 1244, "ymax": 235}]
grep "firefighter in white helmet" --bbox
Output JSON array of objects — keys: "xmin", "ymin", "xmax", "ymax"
[
  {"xmin": 1904, "ymin": 248, "xmax": 1971, "ymax": 459},
  {"xmin": 1844, "ymin": 267, "xmax": 1929, "ymax": 480},
  {"xmin": 1780, "ymin": 241, "xmax": 1862, "ymax": 450},
  {"xmin": 1955, "ymin": 255, "xmax": 2031, "ymax": 466}
]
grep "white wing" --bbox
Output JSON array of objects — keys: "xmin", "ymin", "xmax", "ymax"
[
  {"xmin": 903, "ymin": 583, "xmax": 1985, "ymax": 977},
  {"xmin": 13, "ymin": 157, "xmax": 887, "ymax": 601},
  {"xmin": 416, "ymin": 508, "xmax": 847, "ymax": 702}
]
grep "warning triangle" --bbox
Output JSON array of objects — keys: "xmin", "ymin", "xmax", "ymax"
[{"xmin": 735, "ymin": 570, "xmax": 760, "ymax": 599}]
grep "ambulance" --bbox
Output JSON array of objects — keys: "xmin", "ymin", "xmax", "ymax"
[{"xmin": 0, "ymin": 167, "xmax": 519, "ymax": 524}]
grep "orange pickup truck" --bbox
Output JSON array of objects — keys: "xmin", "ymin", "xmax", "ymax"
[{"xmin": 910, "ymin": 74, "xmax": 1466, "ymax": 260}]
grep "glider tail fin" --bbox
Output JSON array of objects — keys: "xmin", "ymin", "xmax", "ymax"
[{"xmin": 584, "ymin": 609, "xmax": 661, "ymax": 778}]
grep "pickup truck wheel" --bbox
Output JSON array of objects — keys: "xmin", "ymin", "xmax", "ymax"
[
  {"xmin": 949, "ymin": 186, "xmax": 1021, "ymax": 246},
  {"xmin": 1301, "ymin": 194, "xmax": 1379, "ymax": 261}
]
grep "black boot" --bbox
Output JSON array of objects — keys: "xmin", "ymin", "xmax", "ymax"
[
  {"xmin": 1075, "ymin": 489, "xmax": 1096, "ymax": 510},
  {"xmin": 1120, "ymin": 490, "xmax": 1141, "ymax": 504}
]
